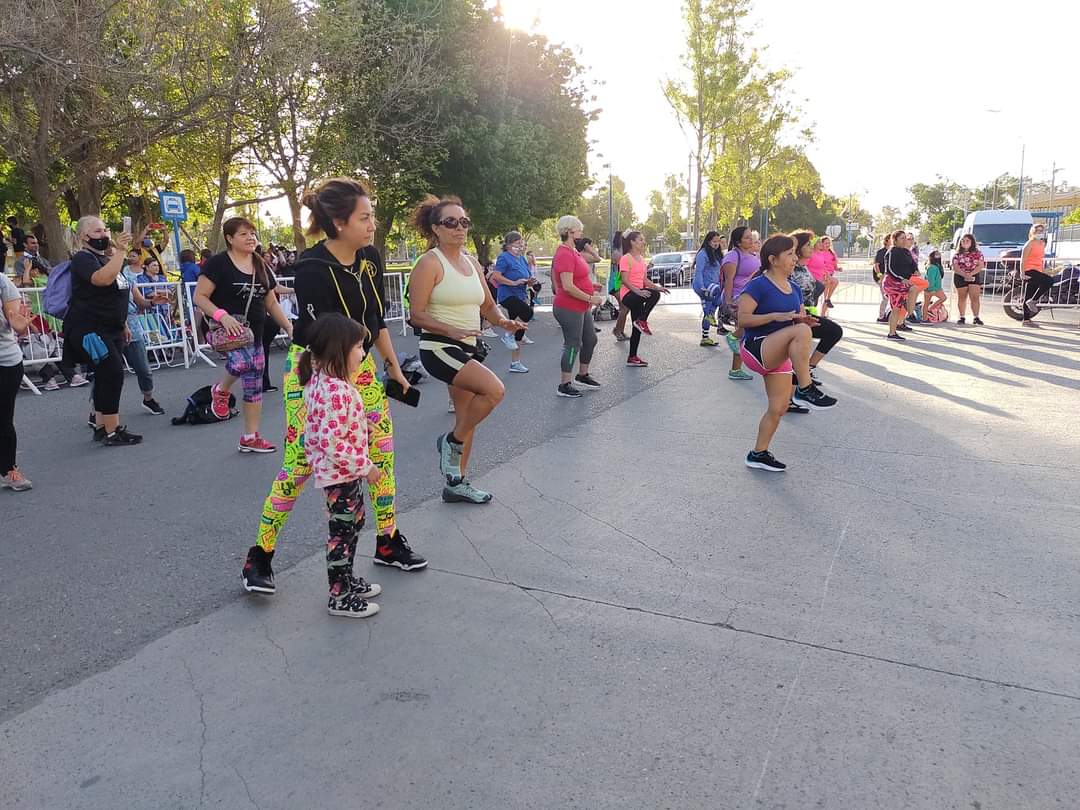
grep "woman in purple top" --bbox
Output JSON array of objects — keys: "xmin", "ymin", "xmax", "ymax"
[{"xmin": 721, "ymin": 226, "xmax": 761, "ymax": 381}]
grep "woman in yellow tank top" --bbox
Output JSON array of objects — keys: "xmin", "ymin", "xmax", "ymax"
[
  {"xmin": 1020, "ymin": 223, "xmax": 1051, "ymax": 326},
  {"xmin": 408, "ymin": 195, "xmax": 529, "ymax": 504}
]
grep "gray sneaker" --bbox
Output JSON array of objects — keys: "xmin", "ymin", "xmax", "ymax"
[
  {"xmin": 442, "ymin": 479, "xmax": 493, "ymax": 504},
  {"xmin": 0, "ymin": 468, "xmax": 32, "ymax": 491},
  {"xmin": 436, "ymin": 432, "xmax": 463, "ymax": 479}
]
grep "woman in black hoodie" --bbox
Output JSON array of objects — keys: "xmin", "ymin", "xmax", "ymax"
[{"xmin": 242, "ymin": 178, "xmax": 427, "ymax": 598}]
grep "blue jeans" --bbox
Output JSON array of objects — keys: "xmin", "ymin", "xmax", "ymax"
[{"xmin": 122, "ymin": 338, "xmax": 154, "ymax": 395}]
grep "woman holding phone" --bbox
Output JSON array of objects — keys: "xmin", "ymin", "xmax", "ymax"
[{"xmin": 243, "ymin": 178, "xmax": 426, "ymax": 597}]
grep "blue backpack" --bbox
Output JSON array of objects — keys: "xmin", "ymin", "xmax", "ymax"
[{"xmin": 43, "ymin": 259, "xmax": 73, "ymax": 319}]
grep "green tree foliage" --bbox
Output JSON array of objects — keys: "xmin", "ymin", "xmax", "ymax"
[
  {"xmin": 0, "ymin": 0, "xmax": 248, "ymax": 259},
  {"xmin": 577, "ymin": 176, "xmax": 636, "ymax": 249},
  {"xmin": 436, "ymin": 9, "xmax": 592, "ymax": 264}
]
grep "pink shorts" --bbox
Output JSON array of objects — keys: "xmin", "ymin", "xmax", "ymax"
[{"xmin": 740, "ymin": 335, "xmax": 794, "ymax": 376}]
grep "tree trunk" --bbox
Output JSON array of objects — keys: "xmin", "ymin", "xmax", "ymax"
[
  {"xmin": 209, "ymin": 163, "xmax": 231, "ymax": 254},
  {"xmin": 283, "ymin": 182, "xmax": 306, "ymax": 252},
  {"xmin": 693, "ymin": 127, "xmax": 705, "ymax": 247},
  {"xmin": 373, "ymin": 203, "xmax": 396, "ymax": 261},
  {"xmin": 28, "ymin": 173, "xmax": 68, "ymax": 263},
  {"xmin": 76, "ymin": 173, "xmax": 102, "ymax": 217}
]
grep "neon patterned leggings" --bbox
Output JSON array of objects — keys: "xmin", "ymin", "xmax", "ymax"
[{"xmin": 256, "ymin": 344, "xmax": 397, "ymax": 552}]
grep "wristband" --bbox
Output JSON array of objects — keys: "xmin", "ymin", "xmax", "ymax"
[{"xmin": 211, "ymin": 308, "xmax": 227, "ymax": 323}]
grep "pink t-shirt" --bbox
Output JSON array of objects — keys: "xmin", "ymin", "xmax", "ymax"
[
  {"xmin": 618, "ymin": 254, "xmax": 647, "ymax": 300},
  {"xmin": 806, "ymin": 249, "xmax": 838, "ymax": 282},
  {"xmin": 552, "ymin": 244, "xmax": 591, "ymax": 313},
  {"xmin": 303, "ymin": 371, "xmax": 374, "ymax": 489}
]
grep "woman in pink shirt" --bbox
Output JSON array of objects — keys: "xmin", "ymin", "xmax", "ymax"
[
  {"xmin": 551, "ymin": 215, "xmax": 606, "ymax": 396},
  {"xmin": 806, "ymin": 236, "xmax": 840, "ymax": 313}
]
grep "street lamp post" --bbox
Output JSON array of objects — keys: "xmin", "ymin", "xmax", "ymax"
[{"xmin": 606, "ymin": 164, "xmax": 614, "ymax": 252}]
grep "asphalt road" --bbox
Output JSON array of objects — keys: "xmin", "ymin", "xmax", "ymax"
[{"xmin": 0, "ymin": 303, "xmax": 712, "ymax": 720}]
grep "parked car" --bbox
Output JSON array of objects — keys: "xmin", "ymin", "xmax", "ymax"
[{"xmin": 646, "ymin": 252, "xmax": 688, "ymax": 286}]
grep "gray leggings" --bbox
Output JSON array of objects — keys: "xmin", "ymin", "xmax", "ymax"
[{"xmin": 553, "ymin": 305, "xmax": 597, "ymax": 373}]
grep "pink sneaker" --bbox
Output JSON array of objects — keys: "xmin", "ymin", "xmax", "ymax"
[
  {"xmin": 238, "ymin": 434, "xmax": 276, "ymax": 454},
  {"xmin": 210, "ymin": 384, "xmax": 231, "ymax": 420},
  {"xmin": 626, "ymin": 355, "xmax": 649, "ymax": 367}
]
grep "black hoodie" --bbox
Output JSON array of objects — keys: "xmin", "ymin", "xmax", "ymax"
[{"xmin": 291, "ymin": 241, "xmax": 387, "ymax": 350}]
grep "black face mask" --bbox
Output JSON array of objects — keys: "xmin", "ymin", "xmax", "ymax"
[{"xmin": 87, "ymin": 236, "xmax": 110, "ymax": 251}]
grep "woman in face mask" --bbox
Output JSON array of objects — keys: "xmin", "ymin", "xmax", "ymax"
[
  {"xmin": 489, "ymin": 231, "xmax": 535, "ymax": 373},
  {"xmin": 66, "ymin": 217, "xmax": 141, "ymax": 446}
]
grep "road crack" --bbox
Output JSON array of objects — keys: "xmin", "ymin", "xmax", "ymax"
[
  {"xmin": 181, "ymin": 658, "xmax": 208, "ymax": 808},
  {"xmin": 493, "ymin": 496, "xmax": 574, "ymax": 569}
]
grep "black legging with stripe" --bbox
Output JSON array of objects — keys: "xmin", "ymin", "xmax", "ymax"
[
  {"xmin": 621, "ymin": 290, "xmax": 659, "ymax": 357},
  {"xmin": 791, "ymin": 316, "xmax": 843, "ymax": 385}
]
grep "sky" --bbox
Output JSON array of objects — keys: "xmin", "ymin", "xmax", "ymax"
[{"xmin": 495, "ymin": 0, "xmax": 1079, "ymax": 220}]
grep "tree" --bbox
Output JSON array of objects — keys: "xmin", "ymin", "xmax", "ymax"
[
  {"xmin": 874, "ymin": 206, "xmax": 905, "ymax": 239},
  {"xmin": 318, "ymin": 0, "xmax": 476, "ymax": 257},
  {"xmin": 0, "ymin": 0, "xmax": 248, "ymax": 259},
  {"xmin": 665, "ymin": 0, "xmax": 751, "ymax": 245},
  {"xmin": 577, "ymin": 176, "xmax": 635, "ymax": 248},
  {"xmin": 436, "ymin": 9, "xmax": 592, "ymax": 264}
]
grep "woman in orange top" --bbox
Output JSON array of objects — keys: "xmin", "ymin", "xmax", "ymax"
[{"xmin": 1020, "ymin": 223, "xmax": 1051, "ymax": 326}]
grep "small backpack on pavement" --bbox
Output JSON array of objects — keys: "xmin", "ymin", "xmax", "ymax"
[{"xmin": 171, "ymin": 385, "xmax": 237, "ymax": 425}]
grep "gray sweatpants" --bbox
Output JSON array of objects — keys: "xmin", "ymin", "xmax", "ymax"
[{"xmin": 553, "ymin": 305, "xmax": 597, "ymax": 373}]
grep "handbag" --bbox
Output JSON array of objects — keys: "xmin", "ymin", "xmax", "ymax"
[{"xmin": 207, "ymin": 276, "xmax": 256, "ymax": 353}]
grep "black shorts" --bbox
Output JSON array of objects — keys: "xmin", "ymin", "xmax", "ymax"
[
  {"xmin": 953, "ymin": 272, "xmax": 983, "ymax": 288},
  {"xmin": 418, "ymin": 334, "xmax": 479, "ymax": 385}
]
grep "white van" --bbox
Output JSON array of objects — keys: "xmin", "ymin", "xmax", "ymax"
[{"xmin": 955, "ymin": 210, "xmax": 1034, "ymax": 288}]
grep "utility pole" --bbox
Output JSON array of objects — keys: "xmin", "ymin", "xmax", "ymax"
[
  {"xmin": 607, "ymin": 164, "xmax": 614, "ymax": 252},
  {"xmin": 1017, "ymin": 144, "xmax": 1026, "ymax": 210},
  {"xmin": 1050, "ymin": 161, "xmax": 1064, "ymax": 211}
]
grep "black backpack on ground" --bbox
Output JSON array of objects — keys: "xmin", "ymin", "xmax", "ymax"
[{"xmin": 171, "ymin": 385, "xmax": 237, "ymax": 425}]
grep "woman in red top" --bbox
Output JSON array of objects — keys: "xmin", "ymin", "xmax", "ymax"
[{"xmin": 551, "ymin": 216, "xmax": 606, "ymax": 397}]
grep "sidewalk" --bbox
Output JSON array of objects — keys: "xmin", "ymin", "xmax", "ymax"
[{"xmin": 2, "ymin": 310, "xmax": 1079, "ymax": 809}]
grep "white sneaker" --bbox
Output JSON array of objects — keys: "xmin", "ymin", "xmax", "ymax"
[
  {"xmin": 69, "ymin": 373, "xmax": 90, "ymax": 387},
  {"xmin": 43, "ymin": 378, "xmax": 61, "ymax": 391},
  {"xmin": 509, "ymin": 361, "xmax": 529, "ymax": 373},
  {"xmin": 521, "ymin": 335, "xmax": 535, "ymax": 344},
  {"xmin": 480, "ymin": 327, "xmax": 497, "ymax": 337},
  {"xmin": 500, "ymin": 331, "xmax": 518, "ymax": 351},
  {"xmin": 447, "ymin": 398, "xmax": 456, "ymax": 413}
]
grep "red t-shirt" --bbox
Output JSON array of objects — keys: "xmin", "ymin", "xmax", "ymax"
[{"xmin": 552, "ymin": 244, "xmax": 591, "ymax": 313}]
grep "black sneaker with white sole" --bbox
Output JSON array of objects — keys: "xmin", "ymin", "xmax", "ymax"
[
  {"xmin": 374, "ymin": 531, "xmax": 428, "ymax": 571},
  {"xmin": 92, "ymin": 426, "xmax": 107, "ymax": 442},
  {"xmin": 102, "ymin": 426, "xmax": 143, "ymax": 446},
  {"xmin": 241, "ymin": 545, "xmax": 276, "ymax": 594},
  {"xmin": 574, "ymin": 373, "xmax": 601, "ymax": 388},
  {"xmin": 745, "ymin": 450, "xmax": 786, "ymax": 472},
  {"xmin": 556, "ymin": 382, "xmax": 582, "ymax": 398},
  {"xmin": 886, "ymin": 332, "xmax": 906, "ymax": 341},
  {"xmin": 348, "ymin": 575, "xmax": 381, "ymax": 599},
  {"xmin": 328, "ymin": 591, "xmax": 379, "ymax": 618},
  {"xmin": 793, "ymin": 385, "xmax": 837, "ymax": 409},
  {"xmin": 786, "ymin": 400, "xmax": 810, "ymax": 414},
  {"xmin": 141, "ymin": 398, "xmax": 165, "ymax": 415}
]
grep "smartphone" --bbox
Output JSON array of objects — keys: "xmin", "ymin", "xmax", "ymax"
[
  {"xmin": 122, "ymin": 216, "xmax": 132, "ymax": 234},
  {"xmin": 384, "ymin": 378, "xmax": 420, "ymax": 407}
]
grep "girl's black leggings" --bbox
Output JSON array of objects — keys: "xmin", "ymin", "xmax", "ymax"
[{"xmin": 622, "ymin": 290, "xmax": 659, "ymax": 357}]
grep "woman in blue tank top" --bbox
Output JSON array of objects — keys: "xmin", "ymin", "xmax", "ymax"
[{"xmin": 737, "ymin": 234, "xmax": 837, "ymax": 472}]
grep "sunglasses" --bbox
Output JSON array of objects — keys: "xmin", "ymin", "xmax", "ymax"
[{"xmin": 436, "ymin": 217, "xmax": 471, "ymax": 230}]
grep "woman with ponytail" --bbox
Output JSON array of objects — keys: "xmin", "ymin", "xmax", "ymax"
[
  {"xmin": 195, "ymin": 216, "xmax": 293, "ymax": 452},
  {"xmin": 242, "ymin": 178, "xmax": 427, "ymax": 598},
  {"xmin": 407, "ymin": 194, "xmax": 528, "ymax": 505}
]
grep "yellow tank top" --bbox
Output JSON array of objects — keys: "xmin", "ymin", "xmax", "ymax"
[{"xmin": 425, "ymin": 248, "xmax": 486, "ymax": 343}]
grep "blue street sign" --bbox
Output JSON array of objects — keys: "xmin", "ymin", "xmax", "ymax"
[{"xmin": 159, "ymin": 191, "xmax": 188, "ymax": 222}]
